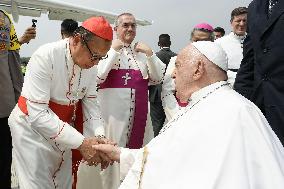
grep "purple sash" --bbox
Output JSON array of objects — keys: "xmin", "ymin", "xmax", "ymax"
[{"xmin": 99, "ymin": 69, "xmax": 148, "ymax": 149}]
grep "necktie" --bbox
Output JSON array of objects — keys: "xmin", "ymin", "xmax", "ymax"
[{"xmin": 268, "ymin": 0, "xmax": 278, "ymax": 16}]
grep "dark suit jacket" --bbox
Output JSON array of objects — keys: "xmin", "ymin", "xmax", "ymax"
[
  {"xmin": 149, "ymin": 48, "xmax": 176, "ymax": 102},
  {"xmin": 234, "ymin": 0, "xmax": 284, "ymax": 143}
]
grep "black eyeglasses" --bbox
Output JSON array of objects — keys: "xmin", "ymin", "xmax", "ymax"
[{"xmin": 81, "ymin": 37, "xmax": 108, "ymax": 61}]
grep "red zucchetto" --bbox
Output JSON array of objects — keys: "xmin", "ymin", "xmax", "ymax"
[{"xmin": 82, "ymin": 16, "xmax": 113, "ymax": 41}]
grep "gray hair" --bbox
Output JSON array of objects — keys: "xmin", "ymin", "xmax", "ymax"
[{"xmin": 114, "ymin": 13, "xmax": 135, "ymax": 27}]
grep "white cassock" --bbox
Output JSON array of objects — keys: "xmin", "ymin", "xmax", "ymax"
[
  {"xmin": 119, "ymin": 81, "xmax": 284, "ymax": 189},
  {"xmin": 8, "ymin": 39, "xmax": 105, "ymax": 189},
  {"xmin": 215, "ymin": 32, "xmax": 246, "ymax": 86},
  {"xmin": 161, "ymin": 56, "xmax": 185, "ymax": 122},
  {"xmin": 92, "ymin": 44, "xmax": 165, "ymax": 189}
]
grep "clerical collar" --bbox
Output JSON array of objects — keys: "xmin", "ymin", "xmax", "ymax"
[
  {"xmin": 123, "ymin": 42, "xmax": 135, "ymax": 49},
  {"xmin": 123, "ymin": 44, "xmax": 131, "ymax": 48},
  {"xmin": 231, "ymin": 32, "xmax": 246, "ymax": 41},
  {"xmin": 189, "ymin": 81, "xmax": 229, "ymax": 105},
  {"xmin": 161, "ymin": 47, "xmax": 170, "ymax": 49}
]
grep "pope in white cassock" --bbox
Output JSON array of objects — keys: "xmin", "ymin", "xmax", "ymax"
[
  {"xmin": 8, "ymin": 17, "xmax": 113, "ymax": 189},
  {"xmin": 94, "ymin": 41, "xmax": 284, "ymax": 189},
  {"xmin": 86, "ymin": 12, "xmax": 165, "ymax": 189},
  {"xmin": 161, "ymin": 24, "xmax": 215, "ymax": 122}
]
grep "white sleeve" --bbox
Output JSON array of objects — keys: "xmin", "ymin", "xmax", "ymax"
[
  {"xmin": 96, "ymin": 48, "xmax": 120, "ymax": 84},
  {"xmin": 120, "ymin": 148, "xmax": 139, "ymax": 180},
  {"xmin": 147, "ymin": 54, "xmax": 166, "ymax": 85},
  {"xmin": 82, "ymin": 68, "xmax": 105, "ymax": 137},
  {"xmin": 25, "ymin": 49, "xmax": 84, "ymax": 150},
  {"xmin": 161, "ymin": 57, "xmax": 179, "ymax": 121}
]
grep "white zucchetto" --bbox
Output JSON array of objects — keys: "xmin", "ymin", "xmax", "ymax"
[{"xmin": 192, "ymin": 41, "xmax": 228, "ymax": 71}]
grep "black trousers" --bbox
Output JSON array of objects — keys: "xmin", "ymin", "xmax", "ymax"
[
  {"xmin": 150, "ymin": 101, "xmax": 166, "ymax": 137},
  {"xmin": 0, "ymin": 117, "xmax": 12, "ymax": 189}
]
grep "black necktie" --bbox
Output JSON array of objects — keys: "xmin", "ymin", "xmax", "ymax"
[{"xmin": 268, "ymin": 0, "xmax": 278, "ymax": 16}]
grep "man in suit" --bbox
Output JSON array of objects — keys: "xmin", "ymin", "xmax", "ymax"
[
  {"xmin": 234, "ymin": 0, "xmax": 284, "ymax": 145},
  {"xmin": 149, "ymin": 34, "xmax": 176, "ymax": 136}
]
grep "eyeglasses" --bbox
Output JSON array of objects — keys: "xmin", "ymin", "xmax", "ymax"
[
  {"xmin": 120, "ymin": 22, "xmax": 137, "ymax": 29},
  {"xmin": 81, "ymin": 37, "xmax": 108, "ymax": 61}
]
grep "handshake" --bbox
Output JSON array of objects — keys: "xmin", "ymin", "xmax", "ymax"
[{"xmin": 77, "ymin": 136, "xmax": 121, "ymax": 170}]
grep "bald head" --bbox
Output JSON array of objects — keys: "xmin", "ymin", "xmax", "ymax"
[
  {"xmin": 173, "ymin": 43, "xmax": 227, "ymax": 101},
  {"xmin": 179, "ymin": 44, "xmax": 227, "ymax": 77}
]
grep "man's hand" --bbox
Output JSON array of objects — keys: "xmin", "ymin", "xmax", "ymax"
[
  {"xmin": 96, "ymin": 136, "xmax": 117, "ymax": 146},
  {"xmin": 78, "ymin": 137, "xmax": 117, "ymax": 169},
  {"xmin": 134, "ymin": 42, "xmax": 153, "ymax": 57},
  {"xmin": 19, "ymin": 26, "xmax": 36, "ymax": 45},
  {"xmin": 93, "ymin": 144, "xmax": 121, "ymax": 162},
  {"xmin": 78, "ymin": 137, "xmax": 100, "ymax": 165},
  {"xmin": 91, "ymin": 137, "xmax": 117, "ymax": 170},
  {"xmin": 112, "ymin": 39, "xmax": 124, "ymax": 52}
]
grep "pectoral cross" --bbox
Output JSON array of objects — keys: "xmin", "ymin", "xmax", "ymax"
[{"xmin": 122, "ymin": 72, "xmax": 131, "ymax": 85}]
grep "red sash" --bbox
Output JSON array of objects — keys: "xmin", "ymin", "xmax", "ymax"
[{"xmin": 18, "ymin": 96, "xmax": 82, "ymax": 189}]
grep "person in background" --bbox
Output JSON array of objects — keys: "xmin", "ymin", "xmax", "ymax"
[
  {"xmin": 0, "ymin": 9, "xmax": 36, "ymax": 189},
  {"xmin": 213, "ymin": 26, "xmax": 225, "ymax": 40},
  {"xmin": 215, "ymin": 7, "xmax": 248, "ymax": 86},
  {"xmin": 190, "ymin": 23, "xmax": 215, "ymax": 42},
  {"xmin": 234, "ymin": 0, "xmax": 284, "ymax": 145},
  {"xmin": 61, "ymin": 18, "xmax": 79, "ymax": 39},
  {"xmin": 149, "ymin": 34, "xmax": 176, "ymax": 136}
]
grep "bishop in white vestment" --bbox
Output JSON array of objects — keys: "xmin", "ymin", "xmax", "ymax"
[
  {"xmin": 94, "ymin": 13, "xmax": 165, "ymax": 189},
  {"xmin": 94, "ymin": 41, "xmax": 284, "ymax": 189}
]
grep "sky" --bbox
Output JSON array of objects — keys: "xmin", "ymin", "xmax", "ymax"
[{"xmin": 14, "ymin": 0, "xmax": 252, "ymax": 57}]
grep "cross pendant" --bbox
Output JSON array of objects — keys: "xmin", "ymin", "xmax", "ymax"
[{"xmin": 122, "ymin": 72, "xmax": 131, "ymax": 85}]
